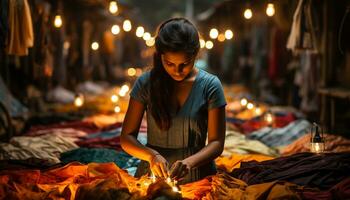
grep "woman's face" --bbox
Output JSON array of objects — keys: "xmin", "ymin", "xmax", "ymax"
[{"xmin": 161, "ymin": 51, "xmax": 196, "ymax": 82}]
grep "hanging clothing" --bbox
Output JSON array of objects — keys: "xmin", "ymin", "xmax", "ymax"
[
  {"xmin": 6, "ymin": 0, "xmax": 34, "ymax": 56},
  {"xmin": 130, "ymin": 69, "xmax": 227, "ymax": 184},
  {"xmin": 286, "ymin": 0, "xmax": 318, "ymax": 53}
]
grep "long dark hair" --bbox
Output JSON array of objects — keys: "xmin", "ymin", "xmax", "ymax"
[{"xmin": 150, "ymin": 18, "xmax": 200, "ymax": 131}]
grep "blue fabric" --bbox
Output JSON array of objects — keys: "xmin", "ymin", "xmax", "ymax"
[
  {"xmin": 247, "ymin": 119, "xmax": 311, "ymax": 147},
  {"xmin": 86, "ymin": 128, "xmax": 122, "ymax": 139},
  {"xmin": 0, "ymin": 77, "xmax": 28, "ymax": 117},
  {"xmin": 60, "ymin": 148, "xmax": 140, "ymax": 176}
]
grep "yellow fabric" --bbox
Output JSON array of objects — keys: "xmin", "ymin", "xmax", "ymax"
[
  {"xmin": 6, "ymin": 0, "xmax": 34, "ymax": 55},
  {"xmin": 215, "ymin": 153, "xmax": 275, "ymax": 173}
]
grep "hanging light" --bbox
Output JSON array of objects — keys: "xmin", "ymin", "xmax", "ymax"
[
  {"xmin": 218, "ymin": 33, "xmax": 225, "ymax": 42},
  {"xmin": 54, "ymin": 15, "xmax": 63, "ymax": 28},
  {"xmin": 111, "ymin": 25, "xmax": 120, "ymax": 35},
  {"xmin": 146, "ymin": 37, "xmax": 155, "ymax": 47},
  {"xmin": 143, "ymin": 32, "xmax": 151, "ymax": 41},
  {"xmin": 91, "ymin": 42, "xmax": 99, "ymax": 50},
  {"xmin": 109, "ymin": 1, "xmax": 118, "ymax": 14},
  {"xmin": 123, "ymin": 20, "xmax": 132, "ymax": 32},
  {"xmin": 205, "ymin": 40, "xmax": 213, "ymax": 49},
  {"xmin": 266, "ymin": 3, "xmax": 275, "ymax": 17},
  {"xmin": 136, "ymin": 26, "xmax": 145, "ymax": 37},
  {"xmin": 209, "ymin": 28, "xmax": 219, "ymax": 39},
  {"xmin": 199, "ymin": 39, "xmax": 205, "ymax": 48},
  {"xmin": 225, "ymin": 29, "xmax": 233, "ymax": 40},
  {"xmin": 244, "ymin": 8, "xmax": 253, "ymax": 19}
]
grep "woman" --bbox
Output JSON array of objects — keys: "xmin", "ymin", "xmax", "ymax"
[{"xmin": 121, "ymin": 18, "xmax": 226, "ymax": 184}]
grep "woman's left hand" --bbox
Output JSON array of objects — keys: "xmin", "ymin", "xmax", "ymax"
[{"xmin": 170, "ymin": 160, "xmax": 192, "ymax": 180}]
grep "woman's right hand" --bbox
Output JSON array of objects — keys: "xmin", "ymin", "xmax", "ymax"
[{"xmin": 149, "ymin": 153, "xmax": 169, "ymax": 178}]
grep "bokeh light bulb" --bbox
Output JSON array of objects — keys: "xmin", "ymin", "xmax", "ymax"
[
  {"xmin": 136, "ymin": 26, "xmax": 145, "ymax": 37},
  {"xmin": 266, "ymin": 3, "xmax": 275, "ymax": 17},
  {"xmin": 244, "ymin": 8, "xmax": 253, "ymax": 19},
  {"xmin": 123, "ymin": 20, "xmax": 132, "ymax": 32},
  {"xmin": 143, "ymin": 32, "xmax": 151, "ymax": 41},
  {"xmin": 240, "ymin": 98, "xmax": 248, "ymax": 106},
  {"xmin": 205, "ymin": 40, "xmax": 213, "ymax": 49},
  {"xmin": 209, "ymin": 28, "xmax": 219, "ymax": 39},
  {"xmin": 111, "ymin": 25, "xmax": 120, "ymax": 35},
  {"xmin": 225, "ymin": 29, "xmax": 233, "ymax": 40},
  {"xmin": 111, "ymin": 95, "xmax": 119, "ymax": 103},
  {"xmin": 109, "ymin": 1, "xmax": 118, "ymax": 14},
  {"xmin": 91, "ymin": 42, "xmax": 99, "ymax": 50},
  {"xmin": 127, "ymin": 67, "xmax": 137, "ymax": 76},
  {"xmin": 54, "ymin": 15, "xmax": 62, "ymax": 28},
  {"xmin": 114, "ymin": 106, "xmax": 121, "ymax": 113}
]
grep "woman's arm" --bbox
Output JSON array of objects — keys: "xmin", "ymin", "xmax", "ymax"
[
  {"xmin": 121, "ymin": 98, "xmax": 169, "ymax": 177},
  {"xmin": 170, "ymin": 106, "xmax": 225, "ymax": 178}
]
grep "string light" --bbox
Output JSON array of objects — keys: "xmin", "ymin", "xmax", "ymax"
[
  {"xmin": 240, "ymin": 98, "xmax": 248, "ymax": 106},
  {"xmin": 136, "ymin": 26, "xmax": 145, "ymax": 37},
  {"xmin": 123, "ymin": 20, "xmax": 132, "ymax": 32},
  {"xmin": 255, "ymin": 106, "xmax": 262, "ymax": 115},
  {"xmin": 247, "ymin": 102, "xmax": 254, "ymax": 110},
  {"xmin": 127, "ymin": 67, "xmax": 137, "ymax": 76},
  {"xmin": 54, "ymin": 15, "xmax": 62, "ymax": 28},
  {"xmin": 91, "ymin": 42, "xmax": 99, "ymax": 50},
  {"xmin": 218, "ymin": 33, "xmax": 225, "ymax": 42},
  {"xmin": 225, "ymin": 29, "xmax": 233, "ymax": 40},
  {"xmin": 244, "ymin": 8, "xmax": 253, "ymax": 19},
  {"xmin": 143, "ymin": 32, "xmax": 151, "ymax": 41},
  {"xmin": 109, "ymin": 1, "xmax": 118, "ymax": 14},
  {"xmin": 209, "ymin": 28, "xmax": 219, "ymax": 39},
  {"xmin": 266, "ymin": 3, "xmax": 275, "ymax": 17},
  {"xmin": 146, "ymin": 37, "xmax": 155, "ymax": 47},
  {"xmin": 205, "ymin": 40, "xmax": 213, "ymax": 49},
  {"xmin": 111, "ymin": 25, "xmax": 120, "ymax": 35},
  {"xmin": 111, "ymin": 95, "xmax": 119, "ymax": 103},
  {"xmin": 114, "ymin": 106, "xmax": 121, "ymax": 113},
  {"xmin": 199, "ymin": 39, "xmax": 205, "ymax": 48}
]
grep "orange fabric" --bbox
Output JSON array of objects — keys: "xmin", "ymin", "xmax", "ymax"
[{"xmin": 215, "ymin": 153, "xmax": 275, "ymax": 173}]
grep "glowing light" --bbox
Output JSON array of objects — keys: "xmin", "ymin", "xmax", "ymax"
[
  {"xmin": 127, "ymin": 67, "xmax": 137, "ymax": 76},
  {"xmin": 136, "ymin": 26, "xmax": 145, "ymax": 37},
  {"xmin": 255, "ymin": 107, "xmax": 262, "ymax": 115},
  {"xmin": 218, "ymin": 33, "xmax": 225, "ymax": 42},
  {"xmin": 265, "ymin": 112, "xmax": 274, "ymax": 125},
  {"xmin": 266, "ymin": 3, "xmax": 275, "ymax": 17},
  {"xmin": 143, "ymin": 32, "xmax": 151, "ymax": 41},
  {"xmin": 109, "ymin": 1, "xmax": 118, "ymax": 14},
  {"xmin": 199, "ymin": 39, "xmax": 205, "ymax": 48},
  {"xmin": 172, "ymin": 186, "xmax": 180, "ymax": 193},
  {"xmin": 244, "ymin": 8, "xmax": 253, "ymax": 19},
  {"xmin": 123, "ymin": 20, "xmax": 132, "ymax": 32},
  {"xmin": 74, "ymin": 94, "xmax": 84, "ymax": 107},
  {"xmin": 205, "ymin": 40, "xmax": 213, "ymax": 49},
  {"xmin": 209, "ymin": 28, "xmax": 219, "ymax": 39},
  {"xmin": 225, "ymin": 29, "xmax": 233, "ymax": 40},
  {"xmin": 240, "ymin": 98, "xmax": 248, "ymax": 106},
  {"xmin": 54, "ymin": 15, "xmax": 62, "ymax": 28},
  {"xmin": 114, "ymin": 106, "xmax": 121, "ymax": 113},
  {"xmin": 91, "ymin": 42, "xmax": 99, "ymax": 50},
  {"xmin": 121, "ymin": 84, "xmax": 130, "ymax": 93},
  {"xmin": 146, "ymin": 37, "xmax": 155, "ymax": 47},
  {"xmin": 111, "ymin": 95, "xmax": 119, "ymax": 103},
  {"xmin": 111, "ymin": 25, "xmax": 120, "ymax": 35},
  {"xmin": 247, "ymin": 102, "xmax": 254, "ymax": 110},
  {"xmin": 63, "ymin": 41, "xmax": 70, "ymax": 50},
  {"xmin": 150, "ymin": 173, "xmax": 156, "ymax": 183},
  {"xmin": 136, "ymin": 68, "xmax": 143, "ymax": 76}
]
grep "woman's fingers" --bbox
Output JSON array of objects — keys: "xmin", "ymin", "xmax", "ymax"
[
  {"xmin": 160, "ymin": 162, "xmax": 169, "ymax": 178},
  {"xmin": 170, "ymin": 161, "xmax": 182, "ymax": 178}
]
